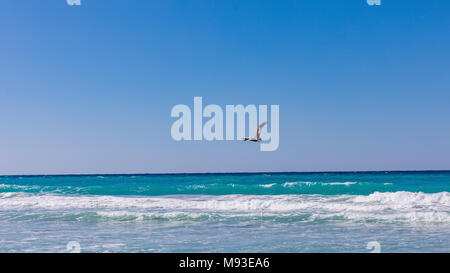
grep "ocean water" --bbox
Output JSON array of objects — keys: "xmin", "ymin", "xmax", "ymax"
[{"xmin": 0, "ymin": 171, "xmax": 449, "ymax": 252}]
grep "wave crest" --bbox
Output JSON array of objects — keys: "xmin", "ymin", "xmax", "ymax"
[{"xmin": 0, "ymin": 191, "xmax": 448, "ymax": 223}]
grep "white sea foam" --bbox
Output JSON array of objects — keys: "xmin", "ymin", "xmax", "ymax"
[
  {"xmin": 101, "ymin": 243, "xmax": 126, "ymax": 248},
  {"xmin": 0, "ymin": 184, "xmax": 33, "ymax": 189},
  {"xmin": 259, "ymin": 183, "xmax": 277, "ymax": 188},
  {"xmin": 283, "ymin": 181, "xmax": 314, "ymax": 187},
  {"xmin": 0, "ymin": 191, "xmax": 448, "ymax": 223},
  {"xmin": 185, "ymin": 185, "xmax": 206, "ymax": 190},
  {"xmin": 282, "ymin": 181, "xmax": 359, "ymax": 187},
  {"xmin": 323, "ymin": 182, "xmax": 357, "ymax": 186}
]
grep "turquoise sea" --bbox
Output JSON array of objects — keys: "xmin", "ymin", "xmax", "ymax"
[{"xmin": 0, "ymin": 171, "xmax": 449, "ymax": 252}]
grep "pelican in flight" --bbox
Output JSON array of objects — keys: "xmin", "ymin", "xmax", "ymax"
[{"xmin": 243, "ymin": 122, "xmax": 267, "ymax": 142}]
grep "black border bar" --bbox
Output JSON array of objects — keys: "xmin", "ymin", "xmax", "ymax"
[{"xmin": 0, "ymin": 253, "xmax": 447, "ymax": 272}]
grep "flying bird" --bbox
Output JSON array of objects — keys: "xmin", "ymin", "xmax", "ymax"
[{"xmin": 243, "ymin": 122, "xmax": 267, "ymax": 142}]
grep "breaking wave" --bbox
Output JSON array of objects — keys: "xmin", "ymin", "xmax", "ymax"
[{"xmin": 1, "ymin": 191, "xmax": 448, "ymax": 224}]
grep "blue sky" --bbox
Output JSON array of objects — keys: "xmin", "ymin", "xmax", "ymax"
[{"xmin": 1, "ymin": 0, "xmax": 450, "ymax": 174}]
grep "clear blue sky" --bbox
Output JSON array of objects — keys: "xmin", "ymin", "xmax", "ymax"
[{"xmin": 1, "ymin": 0, "xmax": 450, "ymax": 174}]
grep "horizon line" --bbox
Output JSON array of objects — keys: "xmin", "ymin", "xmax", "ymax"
[{"xmin": 1, "ymin": 169, "xmax": 450, "ymax": 177}]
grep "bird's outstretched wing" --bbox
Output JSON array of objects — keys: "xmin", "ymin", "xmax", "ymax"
[{"xmin": 255, "ymin": 122, "xmax": 267, "ymax": 139}]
